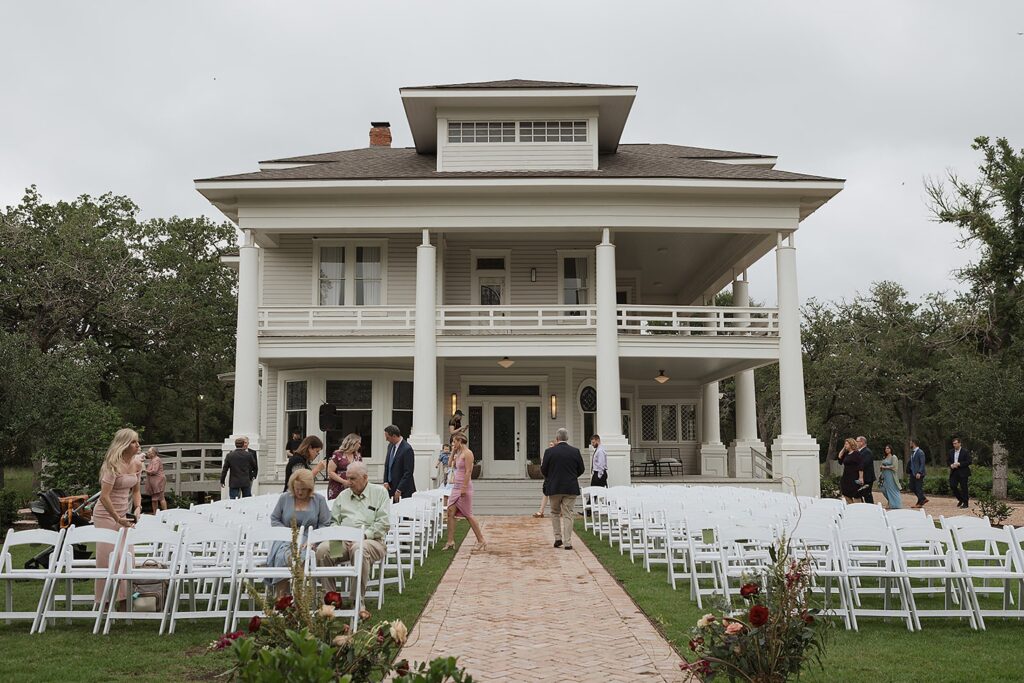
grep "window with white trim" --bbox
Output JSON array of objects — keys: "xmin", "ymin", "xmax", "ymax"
[
  {"xmin": 520, "ymin": 120, "xmax": 587, "ymax": 142},
  {"xmin": 315, "ymin": 241, "xmax": 386, "ymax": 306},
  {"xmin": 639, "ymin": 402, "xmax": 698, "ymax": 443},
  {"xmin": 285, "ymin": 381, "xmax": 308, "ymax": 441},
  {"xmin": 447, "ymin": 120, "xmax": 588, "ymax": 144},
  {"xmin": 579, "ymin": 385, "xmax": 597, "ymax": 442},
  {"xmin": 448, "ymin": 121, "xmax": 515, "ymax": 143}
]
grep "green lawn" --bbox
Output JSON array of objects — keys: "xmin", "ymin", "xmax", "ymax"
[
  {"xmin": 0, "ymin": 524, "xmax": 468, "ymax": 683},
  {"xmin": 577, "ymin": 520, "xmax": 1024, "ymax": 683},
  {"xmin": 4, "ymin": 466, "xmax": 36, "ymax": 507}
]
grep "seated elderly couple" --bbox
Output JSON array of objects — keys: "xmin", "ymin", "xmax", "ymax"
[{"xmin": 266, "ymin": 461, "xmax": 388, "ymax": 621}]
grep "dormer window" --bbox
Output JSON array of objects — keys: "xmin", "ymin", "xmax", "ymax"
[{"xmin": 447, "ymin": 120, "xmax": 588, "ymax": 144}]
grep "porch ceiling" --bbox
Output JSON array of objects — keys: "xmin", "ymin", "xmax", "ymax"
[{"xmin": 619, "ymin": 355, "xmax": 775, "ymax": 386}]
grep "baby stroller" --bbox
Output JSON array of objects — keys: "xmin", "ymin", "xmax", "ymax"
[{"xmin": 23, "ymin": 490, "xmax": 99, "ymax": 569}]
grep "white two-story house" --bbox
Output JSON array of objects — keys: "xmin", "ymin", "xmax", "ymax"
[{"xmin": 196, "ymin": 79, "xmax": 843, "ymax": 500}]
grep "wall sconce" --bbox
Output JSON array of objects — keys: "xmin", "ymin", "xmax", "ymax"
[
  {"xmin": 550, "ymin": 394, "xmax": 558, "ymax": 419},
  {"xmin": 530, "ymin": 267, "xmax": 537, "ymax": 283},
  {"xmin": 450, "ymin": 392, "xmax": 458, "ymax": 416}
]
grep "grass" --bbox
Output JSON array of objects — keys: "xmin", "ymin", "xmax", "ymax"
[
  {"xmin": 0, "ymin": 523, "xmax": 469, "ymax": 683},
  {"xmin": 576, "ymin": 520, "xmax": 1024, "ymax": 683},
  {"xmin": 4, "ymin": 466, "xmax": 36, "ymax": 507}
]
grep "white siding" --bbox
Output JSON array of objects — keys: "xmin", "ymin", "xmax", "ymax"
[
  {"xmin": 263, "ymin": 365, "xmax": 280, "ymax": 469},
  {"xmin": 440, "ymin": 142, "xmax": 595, "ymax": 172}
]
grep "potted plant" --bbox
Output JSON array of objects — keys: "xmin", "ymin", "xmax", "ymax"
[{"xmin": 526, "ymin": 457, "xmax": 543, "ymax": 480}]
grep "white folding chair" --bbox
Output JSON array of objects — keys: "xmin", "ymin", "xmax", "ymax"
[
  {"xmin": 786, "ymin": 525, "xmax": 853, "ymax": 629},
  {"xmin": 366, "ymin": 511, "xmax": 404, "ymax": 610},
  {"xmin": 167, "ymin": 524, "xmax": 242, "ymax": 633},
  {"xmin": 229, "ymin": 526, "xmax": 303, "ymax": 630},
  {"xmin": 304, "ymin": 526, "xmax": 365, "ymax": 631},
  {"xmin": 1, "ymin": 528, "xmax": 65, "ymax": 624},
  {"xmin": 836, "ymin": 527, "xmax": 916, "ymax": 631},
  {"xmin": 952, "ymin": 524, "xmax": 1024, "ymax": 618},
  {"xmin": 893, "ymin": 525, "xmax": 982, "ymax": 630},
  {"xmin": 100, "ymin": 525, "xmax": 185, "ymax": 634},
  {"xmin": 33, "ymin": 525, "xmax": 124, "ymax": 634}
]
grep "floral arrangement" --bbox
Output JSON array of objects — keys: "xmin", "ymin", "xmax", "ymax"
[
  {"xmin": 680, "ymin": 543, "xmax": 831, "ymax": 683},
  {"xmin": 209, "ymin": 524, "xmax": 472, "ymax": 682}
]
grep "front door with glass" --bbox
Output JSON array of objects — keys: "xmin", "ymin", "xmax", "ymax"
[{"xmin": 468, "ymin": 400, "xmax": 541, "ymax": 478}]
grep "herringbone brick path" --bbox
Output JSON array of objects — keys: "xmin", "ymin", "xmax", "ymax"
[{"xmin": 399, "ymin": 516, "xmax": 684, "ymax": 682}]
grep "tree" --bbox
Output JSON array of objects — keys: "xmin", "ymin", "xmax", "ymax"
[{"xmin": 928, "ymin": 137, "xmax": 1024, "ymax": 495}]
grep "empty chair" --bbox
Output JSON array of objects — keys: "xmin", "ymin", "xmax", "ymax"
[
  {"xmin": 835, "ymin": 527, "xmax": 916, "ymax": 631},
  {"xmin": 893, "ymin": 525, "xmax": 982, "ymax": 630},
  {"xmin": 167, "ymin": 524, "xmax": 242, "ymax": 634},
  {"xmin": 304, "ymin": 526, "xmax": 365, "ymax": 631},
  {"xmin": 229, "ymin": 526, "xmax": 303, "ymax": 630},
  {"xmin": 100, "ymin": 524, "xmax": 186, "ymax": 634},
  {"xmin": 1, "ymin": 528, "xmax": 65, "ymax": 624},
  {"xmin": 951, "ymin": 524, "xmax": 1024, "ymax": 618}
]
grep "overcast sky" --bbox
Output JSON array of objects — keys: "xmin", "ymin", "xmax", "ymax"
[{"xmin": 2, "ymin": 1, "xmax": 1022, "ymax": 305}]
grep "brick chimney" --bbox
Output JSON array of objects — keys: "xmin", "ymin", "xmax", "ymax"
[{"xmin": 369, "ymin": 121, "xmax": 392, "ymax": 148}]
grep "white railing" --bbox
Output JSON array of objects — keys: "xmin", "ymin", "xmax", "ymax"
[
  {"xmin": 751, "ymin": 444, "xmax": 773, "ymax": 479},
  {"xmin": 258, "ymin": 306, "xmax": 416, "ymax": 333},
  {"xmin": 616, "ymin": 305, "xmax": 779, "ymax": 336},
  {"xmin": 143, "ymin": 443, "xmax": 224, "ymax": 496},
  {"xmin": 437, "ymin": 305, "xmax": 598, "ymax": 333}
]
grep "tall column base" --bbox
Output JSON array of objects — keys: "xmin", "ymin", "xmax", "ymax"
[
  {"xmin": 770, "ymin": 434, "xmax": 820, "ymax": 497},
  {"xmin": 700, "ymin": 442, "xmax": 729, "ymax": 477},
  {"xmin": 728, "ymin": 439, "xmax": 765, "ymax": 478},
  {"xmin": 407, "ymin": 433, "xmax": 442, "ymax": 494},
  {"xmin": 221, "ymin": 435, "xmax": 262, "ymax": 499},
  {"xmin": 600, "ymin": 435, "xmax": 631, "ymax": 487}
]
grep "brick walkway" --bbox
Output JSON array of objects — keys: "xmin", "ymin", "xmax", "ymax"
[{"xmin": 399, "ymin": 516, "xmax": 684, "ymax": 682}]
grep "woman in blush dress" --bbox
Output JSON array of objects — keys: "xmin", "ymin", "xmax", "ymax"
[
  {"xmin": 878, "ymin": 444, "xmax": 903, "ymax": 509},
  {"xmin": 93, "ymin": 428, "xmax": 143, "ymax": 605},
  {"xmin": 838, "ymin": 437, "xmax": 865, "ymax": 503},
  {"xmin": 443, "ymin": 430, "xmax": 486, "ymax": 551},
  {"xmin": 326, "ymin": 433, "xmax": 362, "ymax": 500},
  {"xmin": 143, "ymin": 447, "xmax": 167, "ymax": 513}
]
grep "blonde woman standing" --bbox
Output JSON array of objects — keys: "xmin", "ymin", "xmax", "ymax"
[
  {"xmin": 443, "ymin": 432, "xmax": 486, "ymax": 551},
  {"xmin": 93, "ymin": 428, "xmax": 143, "ymax": 605},
  {"xmin": 327, "ymin": 433, "xmax": 362, "ymax": 500}
]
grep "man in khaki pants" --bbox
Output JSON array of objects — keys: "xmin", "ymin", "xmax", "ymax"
[{"xmin": 540, "ymin": 428, "xmax": 585, "ymax": 550}]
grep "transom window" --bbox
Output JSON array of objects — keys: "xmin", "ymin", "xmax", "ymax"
[
  {"xmin": 447, "ymin": 120, "xmax": 588, "ymax": 144},
  {"xmin": 640, "ymin": 403, "xmax": 698, "ymax": 443},
  {"xmin": 315, "ymin": 241, "xmax": 385, "ymax": 306}
]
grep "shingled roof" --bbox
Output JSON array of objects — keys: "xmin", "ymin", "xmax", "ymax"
[
  {"xmin": 198, "ymin": 144, "xmax": 840, "ymax": 183},
  {"xmin": 402, "ymin": 78, "xmax": 633, "ymax": 90}
]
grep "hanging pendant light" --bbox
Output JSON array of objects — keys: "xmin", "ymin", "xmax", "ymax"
[
  {"xmin": 498, "ymin": 356, "xmax": 515, "ymax": 369},
  {"xmin": 654, "ymin": 369, "xmax": 669, "ymax": 384}
]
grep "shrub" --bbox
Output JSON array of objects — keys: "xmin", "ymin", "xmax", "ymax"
[
  {"xmin": 819, "ymin": 475, "xmax": 841, "ymax": 499},
  {"xmin": 973, "ymin": 493, "xmax": 1014, "ymax": 527},
  {"xmin": 0, "ymin": 489, "xmax": 20, "ymax": 530}
]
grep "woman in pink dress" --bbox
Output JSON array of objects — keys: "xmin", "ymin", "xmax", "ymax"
[
  {"xmin": 144, "ymin": 447, "xmax": 167, "ymax": 513},
  {"xmin": 443, "ymin": 431, "xmax": 486, "ymax": 551},
  {"xmin": 326, "ymin": 433, "xmax": 362, "ymax": 500},
  {"xmin": 92, "ymin": 428, "xmax": 143, "ymax": 605}
]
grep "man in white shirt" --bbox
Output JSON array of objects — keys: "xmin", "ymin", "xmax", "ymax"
[{"xmin": 590, "ymin": 434, "xmax": 608, "ymax": 487}]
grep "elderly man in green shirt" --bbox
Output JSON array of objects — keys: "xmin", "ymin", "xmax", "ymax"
[{"xmin": 314, "ymin": 460, "xmax": 390, "ymax": 615}]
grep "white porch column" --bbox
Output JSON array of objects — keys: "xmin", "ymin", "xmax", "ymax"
[
  {"xmin": 700, "ymin": 382, "xmax": 728, "ymax": 476},
  {"xmin": 408, "ymin": 229, "xmax": 440, "ymax": 492},
  {"xmin": 595, "ymin": 228, "xmax": 630, "ymax": 484},
  {"xmin": 771, "ymin": 234, "xmax": 820, "ymax": 496},
  {"xmin": 728, "ymin": 275, "xmax": 765, "ymax": 478},
  {"xmin": 224, "ymin": 229, "xmax": 262, "ymax": 497}
]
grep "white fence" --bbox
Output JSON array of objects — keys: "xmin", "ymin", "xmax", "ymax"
[
  {"xmin": 437, "ymin": 305, "xmax": 598, "ymax": 333},
  {"xmin": 617, "ymin": 305, "xmax": 779, "ymax": 336},
  {"xmin": 258, "ymin": 306, "xmax": 416, "ymax": 333},
  {"xmin": 143, "ymin": 443, "xmax": 223, "ymax": 497}
]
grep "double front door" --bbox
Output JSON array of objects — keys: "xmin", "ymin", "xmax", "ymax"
[{"xmin": 467, "ymin": 400, "xmax": 542, "ymax": 478}]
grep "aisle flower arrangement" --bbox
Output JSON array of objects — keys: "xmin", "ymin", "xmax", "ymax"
[{"xmin": 680, "ymin": 542, "xmax": 831, "ymax": 683}]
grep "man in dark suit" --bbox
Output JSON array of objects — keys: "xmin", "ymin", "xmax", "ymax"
[
  {"xmin": 383, "ymin": 424, "xmax": 416, "ymax": 503},
  {"xmin": 221, "ymin": 437, "xmax": 254, "ymax": 499},
  {"xmin": 242, "ymin": 436, "xmax": 259, "ymax": 488},
  {"xmin": 856, "ymin": 436, "xmax": 875, "ymax": 504},
  {"xmin": 908, "ymin": 437, "xmax": 928, "ymax": 508},
  {"xmin": 541, "ymin": 427, "xmax": 585, "ymax": 550},
  {"xmin": 948, "ymin": 437, "xmax": 973, "ymax": 509}
]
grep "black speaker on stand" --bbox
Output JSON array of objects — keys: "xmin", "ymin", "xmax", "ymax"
[{"xmin": 319, "ymin": 403, "xmax": 337, "ymax": 432}]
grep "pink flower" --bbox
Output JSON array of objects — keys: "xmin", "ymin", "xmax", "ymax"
[{"xmin": 725, "ymin": 621, "xmax": 744, "ymax": 635}]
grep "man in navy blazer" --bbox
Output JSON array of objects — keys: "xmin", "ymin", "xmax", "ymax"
[
  {"xmin": 383, "ymin": 424, "xmax": 416, "ymax": 503},
  {"xmin": 541, "ymin": 427, "xmax": 585, "ymax": 550},
  {"xmin": 947, "ymin": 437, "xmax": 973, "ymax": 509},
  {"xmin": 908, "ymin": 437, "xmax": 928, "ymax": 508}
]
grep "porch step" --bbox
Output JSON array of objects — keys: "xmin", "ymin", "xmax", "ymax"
[{"xmin": 470, "ymin": 477, "xmax": 577, "ymax": 516}]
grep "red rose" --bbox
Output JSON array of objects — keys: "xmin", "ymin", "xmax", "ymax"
[
  {"xmin": 688, "ymin": 637, "xmax": 704, "ymax": 652},
  {"xmin": 228, "ymin": 630, "xmax": 244, "ymax": 640},
  {"xmin": 395, "ymin": 659, "xmax": 410, "ymax": 676},
  {"xmin": 739, "ymin": 583, "xmax": 760, "ymax": 599},
  {"xmin": 695, "ymin": 660, "xmax": 712, "ymax": 675},
  {"xmin": 324, "ymin": 591, "xmax": 344, "ymax": 608},
  {"xmin": 800, "ymin": 611, "xmax": 815, "ymax": 625},
  {"xmin": 275, "ymin": 595, "xmax": 294, "ymax": 610},
  {"xmin": 377, "ymin": 627, "xmax": 386, "ymax": 644},
  {"xmin": 248, "ymin": 616, "xmax": 262, "ymax": 633},
  {"xmin": 749, "ymin": 605, "xmax": 770, "ymax": 627}
]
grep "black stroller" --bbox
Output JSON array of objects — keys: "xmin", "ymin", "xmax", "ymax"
[{"xmin": 24, "ymin": 490, "xmax": 99, "ymax": 569}]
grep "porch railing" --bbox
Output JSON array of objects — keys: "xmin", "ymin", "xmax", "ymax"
[
  {"xmin": 142, "ymin": 443, "xmax": 224, "ymax": 497},
  {"xmin": 436, "ymin": 305, "xmax": 598, "ymax": 333},
  {"xmin": 258, "ymin": 306, "xmax": 416, "ymax": 333},
  {"xmin": 616, "ymin": 305, "xmax": 779, "ymax": 336},
  {"xmin": 751, "ymin": 444, "xmax": 773, "ymax": 479}
]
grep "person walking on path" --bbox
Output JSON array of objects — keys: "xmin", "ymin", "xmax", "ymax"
[
  {"xmin": 908, "ymin": 438, "xmax": 928, "ymax": 508},
  {"xmin": 222, "ymin": 437, "xmax": 256, "ymax": 499},
  {"xmin": 856, "ymin": 436, "xmax": 876, "ymax": 504},
  {"xmin": 443, "ymin": 431, "xmax": 486, "ymax": 551},
  {"xmin": 143, "ymin": 447, "xmax": 167, "ymax": 513},
  {"xmin": 878, "ymin": 444, "xmax": 902, "ymax": 509},
  {"xmin": 541, "ymin": 428, "xmax": 585, "ymax": 550},
  {"xmin": 837, "ymin": 437, "xmax": 865, "ymax": 503},
  {"xmin": 590, "ymin": 434, "xmax": 608, "ymax": 487},
  {"xmin": 382, "ymin": 424, "xmax": 416, "ymax": 503},
  {"xmin": 948, "ymin": 437, "xmax": 973, "ymax": 509}
]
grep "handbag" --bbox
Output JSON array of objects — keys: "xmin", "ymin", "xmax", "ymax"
[{"xmin": 132, "ymin": 559, "xmax": 169, "ymax": 612}]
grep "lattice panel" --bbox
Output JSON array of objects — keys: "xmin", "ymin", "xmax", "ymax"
[
  {"xmin": 641, "ymin": 405, "xmax": 658, "ymax": 441},
  {"xmin": 679, "ymin": 405, "xmax": 697, "ymax": 441},
  {"xmin": 660, "ymin": 405, "xmax": 678, "ymax": 442}
]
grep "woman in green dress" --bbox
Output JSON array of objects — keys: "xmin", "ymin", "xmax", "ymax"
[{"xmin": 878, "ymin": 444, "xmax": 903, "ymax": 509}]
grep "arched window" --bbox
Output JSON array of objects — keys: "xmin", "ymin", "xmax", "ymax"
[{"xmin": 579, "ymin": 385, "xmax": 597, "ymax": 442}]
